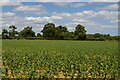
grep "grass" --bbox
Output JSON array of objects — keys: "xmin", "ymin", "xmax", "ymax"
[{"xmin": 2, "ymin": 40, "xmax": 119, "ymax": 78}]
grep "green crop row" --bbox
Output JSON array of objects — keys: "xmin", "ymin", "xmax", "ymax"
[{"xmin": 1, "ymin": 40, "xmax": 119, "ymax": 79}]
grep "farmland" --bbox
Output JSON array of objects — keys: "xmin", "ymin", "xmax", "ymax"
[{"xmin": 1, "ymin": 40, "xmax": 119, "ymax": 78}]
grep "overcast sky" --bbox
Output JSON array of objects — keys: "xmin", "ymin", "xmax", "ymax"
[{"xmin": 0, "ymin": 1, "xmax": 119, "ymax": 35}]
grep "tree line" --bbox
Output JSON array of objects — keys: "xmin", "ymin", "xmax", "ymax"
[{"xmin": 1, "ymin": 23, "xmax": 120, "ymax": 41}]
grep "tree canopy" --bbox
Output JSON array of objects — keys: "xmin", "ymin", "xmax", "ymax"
[
  {"xmin": 1, "ymin": 23, "xmax": 119, "ymax": 41},
  {"xmin": 75, "ymin": 24, "xmax": 86, "ymax": 40},
  {"xmin": 19, "ymin": 26, "xmax": 35, "ymax": 38},
  {"xmin": 9, "ymin": 25, "xmax": 17, "ymax": 39}
]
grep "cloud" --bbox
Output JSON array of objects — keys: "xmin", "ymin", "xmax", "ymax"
[
  {"xmin": 100, "ymin": 25, "xmax": 118, "ymax": 29},
  {"xmin": 24, "ymin": 10, "xmax": 118, "ymax": 28},
  {"xmin": 51, "ymin": 16, "xmax": 63, "ymax": 20},
  {"xmin": 102, "ymin": 4, "xmax": 118, "ymax": 10},
  {"xmin": 4, "ymin": 0, "xmax": 37, "ymax": 2},
  {"xmin": 53, "ymin": 11, "xmax": 95, "ymax": 20},
  {"xmin": 1, "ymin": 12, "xmax": 34, "ymax": 31},
  {"xmin": 90, "ymin": 0, "xmax": 119, "ymax": 2},
  {"xmin": 110, "ymin": 19, "xmax": 119, "ymax": 23},
  {"xmin": 8, "ymin": 0, "xmax": 119, "ymax": 2},
  {"xmin": 53, "ymin": 2, "xmax": 88, "ymax": 8},
  {"xmin": 53, "ymin": 2, "xmax": 70, "ymax": 7},
  {"xmin": 0, "ymin": 2, "xmax": 22, "ymax": 7},
  {"xmin": 3, "ymin": 0, "xmax": 84, "ymax": 2},
  {"xmin": 14, "ymin": 5, "xmax": 46, "ymax": 14},
  {"xmin": 2, "ymin": 12, "xmax": 16, "ymax": 17},
  {"xmin": 35, "ymin": 0, "xmax": 87, "ymax": 2},
  {"xmin": 1, "ymin": 0, "xmax": 10, "ymax": 2},
  {"xmin": 1, "ymin": 9, "xmax": 118, "ymax": 35},
  {"xmin": 53, "ymin": 13, "xmax": 71, "ymax": 18},
  {"xmin": 1, "ymin": 12, "xmax": 63, "ymax": 33},
  {"xmin": 25, "ymin": 16, "xmax": 63, "ymax": 23},
  {"xmin": 69, "ymin": 3, "xmax": 87, "ymax": 8},
  {"xmin": 94, "ymin": 11, "xmax": 118, "ymax": 20},
  {"xmin": 72, "ymin": 19, "xmax": 91, "ymax": 23},
  {"xmin": 36, "ymin": 0, "xmax": 119, "ymax": 2},
  {"xmin": 52, "ymin": 10, "xmax": 118, "ymax": 33},
  {"xmin": 1, "ymin": 0, "xmax": 119, "ymax": 2},
  {"xmin": 1, "ymin": 2, "xmax": 46, "ymax": 15},
  {"xmin": 54, "ymin": 10, "xmax": 118, "ymax": 21}
]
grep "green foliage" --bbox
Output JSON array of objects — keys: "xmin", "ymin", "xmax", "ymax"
[
  {"xmin": 37, "ymin": 33, "xmax": 42, "ymax": 37},
  {"xmin": 55, "ymin": 25, "xmax": 68, "ymax": 40},
  {"xmin": 2, "ymin": 40, "xmax": 119, "ymax": 78},
  {"xmin": 19, "ymin": 26, "xmax": 35, "ymax": 38},
  {"xmin": 2, "ymin": 29, "xmax": 8, "ymax": 39},
  {"xmin": 1, "ymin": 24, "xmax": 119, "ymax": 40},
  {"xmin": 64, "ymin": 32, "xmax": 75, "ymax": 40},
  {"xmin": 75, "ymin": 24, "xmax": 87, "ymax": 40},
  {"xmin": 41, "ymin": 23, "xmax": 56, "ymax": 39},
  {"xmin": 41, "ymin": 23, "xmax": 87, "ymax": 40},
  {"xmin": 94, "ymin": 33, "xmax": 101, "ymax": 38},
  {"xmin": 8, "ymin": 25, "xmax": 17, "ymax": 39}
]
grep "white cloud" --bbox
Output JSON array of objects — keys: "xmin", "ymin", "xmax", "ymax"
[
  {"xmin": 52, "ymin": 10, "xmax": 118, "ymax": 33},
  {"xmin": 100, "ymin": 25, "xmax": 117, "ymax": 29},
  {"xmin": 1, "ymin": 9, "xmax": 118, "ymax": 35},
  {"xmin": 83, "ymin": 10, "xmax": 95, "ymax": 16},
  {"xmin": 51, "ymin": 16, "xmax": 63, "ymax": 20},
  {"xmin": 4, "ymin": 0, "xmax": 119, "ymax": 2},
  {"xmin": 94, "ymin": 11, "xmax": 118, "ymax": 20},
  {"xmin": 53, "ymin": 13, "xmax": 71, "ymax": 18},
  {"xmin": 2, "ymin": 12, "xmax": 16, "ymax": 17},
  {"xmin": 72, "ymin": 19, "xmax": 91, "ymax": 23},
  {"xmin": 35, "ymin": 0, "xmax": 85, "ymax": 2},
  {"xmin": 25, "ymin": 16, "xmax": 63, "ymax": 23},
  {"xmin": 1, "ymin": 0, "xmax": 119, "ymax": 2},
  {"xmin": 1, "ymin": 12, "xmax": 33, "ymax": 31},
  {"xmin": 3, "ymin": 0, "xmax": 84, "ymax": 2},
  {"xmin": 53, "ymin": 2, "xmax": 88, "ymax": 8},
  {"xmin": 90, "ymin": 0, "xmax": 119, "ymax": 2},
  {"xmin": 1, "ymin": 2, "xmax": 46, "ymax": 15},
  {"xmin": 25, "ymin": 17, "xmax": 52, "ymax": 23},
  {"xmin": 110, "ymin": 19, "xmax": 119, "ymax": 23},
  {"xmin": 54, "ymin": 10, "xmax": 117, "ymax": 21},
  {"xmin": 39, "ymin": 0, "xmax": 119, "ymax": 2},
  {"xmin": 3, "ymin": 0, "xmax": 37, "ymax": 2},
  {"xmin": 102, "ymin": 4, "xmax": 118, "ymax": 10},
  {"xmin": 25, "ymin": 10, "xmax": 115, "ymax": 24},
  {"xmin": 14, "ymin": 5, "xmax": 46, "ymax": 14},
  {"xmin": 1, "ymin": 0, "xmax": 10, "ymax": 2},
  {"xmin": 0, "ymin": 2, "xmax": 22, "ymax": 7},
  {"xmin": 53, "ymin": 2, "xmax": 70, "ymax": 7}
]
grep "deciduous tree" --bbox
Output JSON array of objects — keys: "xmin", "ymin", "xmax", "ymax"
[
  {"xmin": 9, "ymin": 25, "xmax": 17, "ymax": 39},
  {"xmin": 19, "ymin": 26, "xmax": 35, "ymax": 38},
  {"xmin": 74, "ymin": 24, "xmax": 86, "ymax": 40}
]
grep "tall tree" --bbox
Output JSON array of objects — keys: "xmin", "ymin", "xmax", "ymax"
[
  {"xmin": 74, "ymin": 24, "xmax": 86, "ymax": 40},
  {"xmin": 9, "ymin": 25, "xmax": 17, "ymax": 39},
  {"xmin": 2, "ymin": 29, "xmax": 8, "ymax": 39},
  {"xmin": 55, "ymin": 25, "xmax": 68, "ymax": 40},
  {"xmin": 19, "ymin": 26, "xmax": 35, "ymax": 38},
  {"xmin": 41, "ymin": 23, "xmax": 56, "ymax": 39}
]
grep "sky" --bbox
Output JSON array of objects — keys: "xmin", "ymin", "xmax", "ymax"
[
  {"xmin": 0, "ymin": 1, "xmax": 119, "ymax": 36},
  {"xmin": 1, "ymin": 0, "xmax": 120, "ymax": 2}
]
